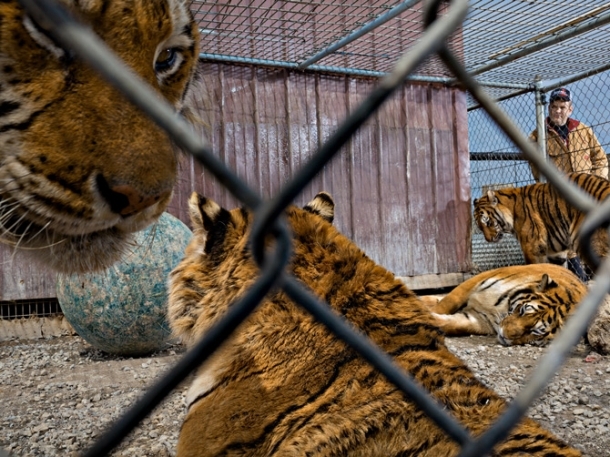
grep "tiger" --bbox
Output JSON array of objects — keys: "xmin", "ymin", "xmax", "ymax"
[
  {"xmin": 474, "ymin": 172, "xmax": 610, "ymax": 272},
  {"xmin": 421, "ymin": 264, "xmax": 587, "ymax": 346},
  {"xmin": 0, "ymin": 0, "xmax": 199, "ymax": 273},
  {"xmin": 167, "ymin": 191, "xmax": 581, "ymax": 457}
]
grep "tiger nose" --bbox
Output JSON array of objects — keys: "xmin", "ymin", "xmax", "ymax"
[{"xmin": 96, "ymin": 174, "xmax": 172, "ymax": 217}]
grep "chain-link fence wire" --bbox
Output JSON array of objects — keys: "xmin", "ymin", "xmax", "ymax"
[
  {"xmin": 469, "ymin": 92, "xmax": 534, "ymax": 272},
  {"xmin": 16, "ymin": 0, "xmax": 610, "ymax": 456},
  {"xmin": 189, "ymin": 0, "xmax": 456, "ymax": 78},
  {"xmin": 469, "ymin": 71, "xmax": 610, "ymax": 273}
]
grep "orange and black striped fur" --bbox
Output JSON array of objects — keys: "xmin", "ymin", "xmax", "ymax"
[
  {"xmin": 424, "ymin": 264, "xmax": 587, "ymax": 346},
  {"xmin": 474, "ymin": 172, "xmax": 610, "ymax": 272},
  {"xmin": 0, "ymin": 0, "xmax": 199, "ymax": 273},
  {"xmin": 167, "ymin": 191, "xmax": 581, "ymax": 457}
]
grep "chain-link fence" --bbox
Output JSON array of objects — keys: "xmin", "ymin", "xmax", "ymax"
[
  {"xmin": 469, "ymin": 92, "xmax": 534, "ymax": 272},
  {"xmin": 469, "ymin": 71, "xmax": 610, "ymax": 272},
  {"xmin": 12, "ymin": 0, "xmax": 610, "ymax": 456}
]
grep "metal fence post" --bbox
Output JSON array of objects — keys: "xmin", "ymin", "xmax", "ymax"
[{"xmin": 535, "ymin": 84, "xmax": 548, "ymax": 183}]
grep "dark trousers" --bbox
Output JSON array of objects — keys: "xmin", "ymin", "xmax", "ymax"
[{"xmin": 567, "ymin": 256, "xmax": 589, "ymax": 282}]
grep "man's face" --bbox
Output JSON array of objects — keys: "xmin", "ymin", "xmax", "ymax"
[{"xmin": 548, "ymin": 100, "xmax": 573, "ymax": 126}]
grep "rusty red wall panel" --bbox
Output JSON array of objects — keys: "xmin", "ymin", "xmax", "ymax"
[
  {"xmin": 177, "ymin": 62, "xmax": 472, "ymax": 276},
  {"xmin": 376, "ymin": 82, "xmax": 410, "ymax": 274},
  {"xmin": 454, "ymin": 89, "xmax": 472, "ymax": 272},
  {"xmin": 309, "ymin": 76, "xmax": 354, "ymax": 241},
  {"xmin": 0, "ymin": 253, "xmax": 57, "ymax": 301},
  {"xmin": 0, "ymin": 62, "xmax": 471, "ymax": 300},
  {"xmin": 346, "ymin": 77, "xmax": 385, "ymax": 263}
]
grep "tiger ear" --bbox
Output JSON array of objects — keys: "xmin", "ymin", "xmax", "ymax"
[
  {"xmin": 303, "ymin": 191, "xmax": 334, "ymax": 223},
  {"xmin": 486, "ymin": 190, "xmax": 498, "ymax": 205},
  {"xmin": 536, "ymin": 273, "xmax": 556, "ymax": 292},
  {"xmin": 188, "ymin": 192, "xmax": 222, "ymax": 233},
  {"xmin": 187, "ymin": 192, "xmax": 232, "ymax": 254}
]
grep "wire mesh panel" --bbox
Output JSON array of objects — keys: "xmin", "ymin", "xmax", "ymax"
[
  {"xmin": 469, "ymin": 71, "xmax": 610, "ymax": 272},
  {"xmin": 563, "ymin": 72, "xmax": 610, "ymax": 162},
  {"xmin": 10, "ymin": 0, "xmax": 610, "ymax": 457},
  {"xmin": 462, "ymin": 1, "xmax": 610, "ymax": 102},
  {"xmin": 190, "ymin": 0, "xmax": 461, "ymax": 77},
  {"xmin": 190, "ymin": 0, "xmax": 610, "ymax": 95},
  {"xmin": 469, "ymin": 93, "xmax": 535, "ymax": 271}
]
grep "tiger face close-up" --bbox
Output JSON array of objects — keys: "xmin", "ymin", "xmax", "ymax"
[
  {"xmin": 473, "ymin": 172, "xmax": 610, "ymax": 271},
  {"xmin": 424, "ymin": 264, "xmax": 587, "ymax": 346},
  {"xmin": 167, "ymin": 191, "xmax": 581, "ymax": 457},
  {"xmin": 0, "ymin": 0, "xmax": 199, "ymax": 273}
]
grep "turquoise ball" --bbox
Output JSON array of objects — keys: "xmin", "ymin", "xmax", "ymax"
[{"xmin": 56, "ymin": 212, "xmax": 192, "ymax": 356}]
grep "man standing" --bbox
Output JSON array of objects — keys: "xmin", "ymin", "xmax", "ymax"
[
  {"xmin": 529, "ymin": 87, "xmax": 608, "ymax": 181},
  {"xmin": 528, "ymin": 87, "xmax": 608, "ymax": 281}
]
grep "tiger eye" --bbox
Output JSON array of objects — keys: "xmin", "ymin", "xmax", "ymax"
[
  {"xmin": 155, "ymin": 48, "xmax": 177, "ymax": 72},
  {"xmin": 157, "ymin": 48, "xmax": 172, "ymax": 63}
]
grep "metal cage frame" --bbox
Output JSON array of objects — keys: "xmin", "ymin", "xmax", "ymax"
[{"xmin": 12, "ymin": 0, "xmax": 610, "ymax": 456}]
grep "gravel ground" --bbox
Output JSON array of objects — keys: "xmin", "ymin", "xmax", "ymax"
[
  {"xmin": 0, "ymin": 336, "xmax": 188, "ymax": 457},
  {"xmin": 1, "ymin": 333, "xmax": 610, "ymax": 456}
]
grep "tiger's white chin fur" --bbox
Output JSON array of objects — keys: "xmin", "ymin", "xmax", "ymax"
[
  {"xmin": 32, "ymin": 229, "xmax": 135, "ymax": 274},
  {"xmin": 0, "ymin": 198, "xmax": 166, "ymax": 274}
]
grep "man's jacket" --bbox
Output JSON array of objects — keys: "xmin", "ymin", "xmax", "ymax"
[{"xmin": 528, "ymin": 117, "xmax": 608, "ymax": 181}]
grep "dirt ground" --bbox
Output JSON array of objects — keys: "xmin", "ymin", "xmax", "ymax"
[
  {"xmin": 2, "ymin": 328, "xmax": 610, "ymax": 456},
  {"xmin": 446, "ymin": 335, "xmax": 610, "ymax": 456}
]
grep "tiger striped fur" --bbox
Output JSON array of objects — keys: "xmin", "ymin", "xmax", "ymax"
[
  {"xmin": 0, "ymin": 0, "xmax": 199, "ymax": 273},
  {"xmin": 167, "ymin": 191, "xmax": 581, "ymax": 457},
  {"xmin": 424, "ymin": 264, "xmax": 587, "ymax": 346},
  {"xmin": 474, "ymin": 172, "xmax": 610, "ymax": 272}
]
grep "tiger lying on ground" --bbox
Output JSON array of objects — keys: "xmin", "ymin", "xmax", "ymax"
[
  {"xmin": 422, "ymin": 264, "xmax": 587, "ymax": 346},
  {"xmin": 474, "ymin": 172, "xmax": 610, "ymax": 272},
  {"xmin": 167, "ymin": 191, "xmax": 581, "ymax": 457},
  {"xmin": 0, "ymin": 0, "xmax": 199, "ymax": 273}
]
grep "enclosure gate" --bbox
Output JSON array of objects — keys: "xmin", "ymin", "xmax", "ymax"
[{"xmin": 13, "ymin": 1, "xmax": 610, "ymax": 457}]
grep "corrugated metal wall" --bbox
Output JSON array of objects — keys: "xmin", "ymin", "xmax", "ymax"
[
  {"xmin": 0, "ymin": 62, "xmax": 471, "ymax": 300},
  {"xmin": 168, "ymin": 62, "xmax": 472, "ymax": 276}
]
